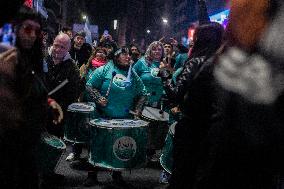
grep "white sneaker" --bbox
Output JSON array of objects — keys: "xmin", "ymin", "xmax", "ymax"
[
  {"xmin": 159, "ymin": 170, "xmax": 170, "ymax": 184},
  {"xmin": 66, "ymin": 153, "xmax": 77, "ymax": 161}
]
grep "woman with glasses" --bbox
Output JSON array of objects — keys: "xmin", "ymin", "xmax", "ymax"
[{"xmin": 81, "ymin": 47, "xmax": 108, "ymax": 81}]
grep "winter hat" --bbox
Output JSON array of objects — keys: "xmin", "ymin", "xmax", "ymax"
[{"xmin": 14, "ymin": 5, "xmax": 42, "ymax": 27}]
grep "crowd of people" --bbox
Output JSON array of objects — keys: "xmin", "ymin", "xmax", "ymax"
[{"xmin": 1, "ymin": 0, "xmax": 284, "ymax": 188}]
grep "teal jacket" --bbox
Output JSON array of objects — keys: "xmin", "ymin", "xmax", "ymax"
[
  {"xmin": 133, "ymin": 57, "xmax": 164, "ymax": 106},
  {"xmin": 86, "ymin": 61, "xmax": 147, "ymax": 118},
  {"xmin": 174, "ymin": 53, "xmax": 188, "ymax": 70}
]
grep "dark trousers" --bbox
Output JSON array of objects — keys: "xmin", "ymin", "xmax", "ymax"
[
  {"xmin": 0, "ymin": 143, "xmax": 39, "ymax": 189},
  {"xmin": 169, "ymin": 117, "xmax": 205, "ymax": 189},
  {"xmin": 72, "ymin": 143, "xmax": 83, "ymax": 155}
]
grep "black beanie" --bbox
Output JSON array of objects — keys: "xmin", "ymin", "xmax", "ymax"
[{"xmin": 14, "ymin": 5, "xmax": 42, "ymax": 27}]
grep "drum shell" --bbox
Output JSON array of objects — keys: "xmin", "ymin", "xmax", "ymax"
[
  {"xmin": 64, "ymin": 110, "xmax": 93, "ymax": 143},
  {"xmin": 142, "ymin": 118, "xmax": 168, "ymax": 150},
  {"xmin": 141, "ymin": 106, "xmax": 169, "ymax": 150},
  {"xmin": 37, "ymin": 134, "xmax": 66, "ymax": 174},
  {"xmin": 88, "ymin": 123, "xmax": 148, "ymax": 170}
]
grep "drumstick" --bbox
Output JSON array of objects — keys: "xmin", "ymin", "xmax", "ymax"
[
  {"xmin": 48, "ymin": 79, "xmax": 69, "ymax": 96},
  {"xmin": 105, "ymin": 71, "xmax": 116, "ymax": 98},
  {"xmin": 129, "ymin": 110, "xmax": 138, "ymax": 115},
  {"xmin": 159, "ymin": 98, "xmax": 164, "ymax": 118},
  {"xmin": 129, "ymin": 110, "xmax": 140, "ymax": 120}
]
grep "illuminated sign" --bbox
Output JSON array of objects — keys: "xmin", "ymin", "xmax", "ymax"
[{"xmin": 209, "ymin": 9, "xmax": 230, "ymax": 27}]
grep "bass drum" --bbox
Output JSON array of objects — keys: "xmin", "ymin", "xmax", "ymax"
[
  {"xmin": 141, "ymin": 106, "xmax": 169, "ymax": 150},
  {"xmin": 88, "ymin": 119, "xmax": 149, "ymax": 170},
  {"xmin": 37, "ymin": 132, "xmax": 66, "ymax": 174},
  {"xmin": 64, "ymin": 102, "xmax": 95, "ymax": 143}
]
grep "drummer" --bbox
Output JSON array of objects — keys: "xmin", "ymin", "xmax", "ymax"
[
  {"xmin": 83, "ymin": 47, "xmax": 147, "ymax": 186},
  {"xmin": 133, "ymin": 41, "xmax": 164, "ymax": 107},
  {"xmin": 66, "ymin": 47, "xmax": 109, "ymax": 162},
  {"xmin": 133, "ymin": 41, "xmax": 167, "ymax": 161}
]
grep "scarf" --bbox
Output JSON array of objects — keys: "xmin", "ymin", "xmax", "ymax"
[{"xmin": 91, "ymin": 58, "xmax": 107, "ymax": 68}]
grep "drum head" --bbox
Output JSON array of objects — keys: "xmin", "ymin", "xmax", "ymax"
[
  {"xmin": 68, "ymin": 103, "xmax": 94, "ymax": 113},
  {"xmin": 41, "ymin": 133, "xmax": 66, "ymax": 150},
  {"xmin": 89, "ymin": 119, "xmax": 149, "ymax": 128},
  {"xmin": 142, "ymin": 106, "xmax": 169, "ymax": 122}
]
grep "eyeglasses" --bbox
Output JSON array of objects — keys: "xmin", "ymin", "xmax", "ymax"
[
  {"xmin": 96, "ymin": 51, "xmax": 106, "ymax": 56},
  {"xmin": 22, "ymin": 24, "xmax": 41, "ymax": 36}
]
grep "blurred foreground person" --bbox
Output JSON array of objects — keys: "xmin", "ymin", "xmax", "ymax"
[
  {"xmin": 0, "ymin": 4, "xmax": 63, "ymax": 188},
  {"xmin": 160, "ymin": 22, "xmax": 224, "ymax": 189},
  {"xmin": 193, "ymin": 0, "xmax": 284, "ymax": 189}
]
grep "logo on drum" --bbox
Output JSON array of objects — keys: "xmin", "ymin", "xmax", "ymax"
[{"xmin": 113, "ymin": 136, "xmax": 137, "ymax": 161}]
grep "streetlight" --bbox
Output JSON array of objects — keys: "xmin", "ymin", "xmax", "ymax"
[
  {"xmin": 146, "ymin": 29, "xmax": 151, "ymax": 34},
  {"xmin": 113, "ymin": 19, "xmax": 118, "ymax": 30},
  {"xmin": 162, "ymin": 17, "xmax": 168, "ymax": 25},
  {"xmin": 82, "ymin": 14, "xmax": 87, "ymax": 20}
]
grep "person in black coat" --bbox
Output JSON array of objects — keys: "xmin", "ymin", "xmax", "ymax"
[
  {"xmin": 69, "ymin": 30, "xmax": 92, "ymax": 68},
  {"xmin": 194, "ymin": 0, "xmax": 284, "ymax": 188},
  {"xmin": 0, "ymin": 4, "xmax": 63, "ymax": 188},
  {"xmin": 159, "ymin": 22, "xmax": 224, "ymax": 188},
  {"xmin": 45, "ymin": 33, "xmax": 83, "ymax": 137}
]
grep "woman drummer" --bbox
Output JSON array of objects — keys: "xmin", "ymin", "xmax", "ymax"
[
  {"xmin": 80, "ymin": 47, "xmax": 108, "ymax": 81},
  {"xmin": 66, "ymin": 47, "xmax": 108, "ymax": 162},
  {"xmin": 133, "ymin": 41, "xmax": 167, "ymax": 161},
  {"xmin": 133, "ymin": 41, "xmax": 164, "ymax": 107},
  {"xmin": 83, "ymin": 47, "xmax": 147, "ymax": 186}
]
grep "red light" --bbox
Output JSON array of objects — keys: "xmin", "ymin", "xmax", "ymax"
[
  {"xmin": 24, "ymin": 0, "xmax": 33, "ymax": 8},
  {"xmin": 188, "ymin": 29, "xmax": 195, "ymax": 41}
]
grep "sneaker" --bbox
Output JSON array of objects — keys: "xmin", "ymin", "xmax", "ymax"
[
  {"xmin": 83, "ymin": 173, "xmax": 99, "ymax": 187},
  {"xmin": 159, "ymin": 170, "xmax": 170, "ymax": 184},
  {"xmin": 65, "ymin": 152, "xmax": 79, "ymax": 161}
]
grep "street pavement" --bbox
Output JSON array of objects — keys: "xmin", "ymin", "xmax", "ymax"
[{"xmin": 53, "ymin": 144, "xmax": 169, "ymax": 189}]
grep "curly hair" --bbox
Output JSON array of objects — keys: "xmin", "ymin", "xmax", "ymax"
[{"xmin": 144, "ymin": 41, "xmax": 164, "ymax": 63}]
